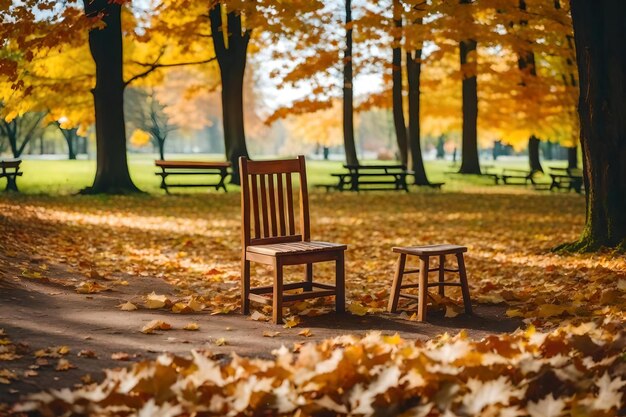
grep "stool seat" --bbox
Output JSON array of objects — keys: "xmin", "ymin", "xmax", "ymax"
[
  {"xmin": 388, "ymin": 244, "xmax": 472, "ymax": 321},
  {"xmin": 393, "ymin": 244, "xmax": 467, "ymax": 256}
]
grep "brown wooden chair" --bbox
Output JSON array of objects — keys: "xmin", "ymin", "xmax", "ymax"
[{"xmin": 239, "ymin": 155, "xmax": 347, "ymax": 324}]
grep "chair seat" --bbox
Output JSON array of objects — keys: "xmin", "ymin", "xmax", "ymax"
[
  {"xmin": 247, "ymin": 240, "xmax": 347, "ymax": 257},
  {"xmin": 392, "ymin": 244, "xmax": 467, "ymax": 256}
]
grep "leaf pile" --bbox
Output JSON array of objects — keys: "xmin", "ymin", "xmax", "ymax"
[
  {"xmin": 15, "ymin": 319, "xmax": 625, "ymax": 416},
  {"xmin": 1, "ymin": 193, "xmax": 623, "ymax": 327}
]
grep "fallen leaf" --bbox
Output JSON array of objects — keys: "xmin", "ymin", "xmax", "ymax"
[
  {"xmin": 283, "ymin": 316, "xmax": 301, "ymax": 328},
  {"xmin": 183, "ymin": 322, "xmax": 199, "ymax": 331},
  {"xmin": 55, "ymin": 359, "xmax": 75, "ymax": 371},
  {"xmin": 298, "ymin": 329, "xmax": 313, "ymax": 337},
  {"xmin": 141, "ymin": 320, "xmax": 172, "ymax": 334},
  {"xmin": 263, "ymin": 331, "xmax": 281, "ymax": 338},
  {"xmin": 118, "ymin": 301, "xmax": 138, "ymax": 311}
]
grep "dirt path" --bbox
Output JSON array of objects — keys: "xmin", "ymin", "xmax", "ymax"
[{"xmin": 0, "ymin": 252, "xmax": 520, "ymax": 404}]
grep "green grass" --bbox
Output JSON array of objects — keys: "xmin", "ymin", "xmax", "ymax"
[{"xmin": 4, "ymin": 154, "xmax": 568, "ymax": 195}]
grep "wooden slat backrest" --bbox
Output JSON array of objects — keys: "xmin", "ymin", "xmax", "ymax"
[{"xmin": 240, "ymin": 156, "xmax": 310, "ymax": 248}]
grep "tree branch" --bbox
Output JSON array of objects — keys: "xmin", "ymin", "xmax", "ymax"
[{"xmin": 125, "ymin": 57, "xmax": 217, "ymax": 87}]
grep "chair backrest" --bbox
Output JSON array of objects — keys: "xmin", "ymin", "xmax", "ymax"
[{"xmin": 239, "ymin": 155, "xmax": 310, "ymax": 248}]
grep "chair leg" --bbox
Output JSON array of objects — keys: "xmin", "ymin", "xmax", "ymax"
[
  {"xmin": 456, "ymin": 253, "xmax": 473, "ymax": 315},
  {"xmin": 241, "ymin": 259, "xmax": 250, "ymax": 315},
  {"xmin": 438, "ymin": 255, "xmax": 445, "ymax": 297},
  {"xmin": 418, "ymin": 256, "xmax": 429, "ymax": 321},
  {"xmin": 304, "ymin": 263, "xmax": 313, "ymax": 291},
  {"xmin": 387, "ymin": 253, "xmax": 407, "ymax": 313},
  {"xmin": 273, "ymin": 258, "xmax": 283, "ymax": 324},
  {"xmin": 335, "ymin": 252, "xmax": 345, "ymax": 314}
]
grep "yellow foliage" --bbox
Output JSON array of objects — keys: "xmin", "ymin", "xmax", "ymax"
[{"xmin": 129, "ymin": 129, "xmax": 151, "ymax": 147}]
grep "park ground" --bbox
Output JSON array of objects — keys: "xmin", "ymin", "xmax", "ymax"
[{"xmin": 0, "ymin": 156, "xmax": 624, "ymax": 415}]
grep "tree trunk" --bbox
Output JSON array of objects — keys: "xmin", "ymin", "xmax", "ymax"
[
  {"xmin": 458, "ymin": 1, "xmax": 480, "ymax": 174},
  {"xmin": 567, "ymin": 146, "xmax": 578, "ymax": 169},
  {"xmin": 323, "ymin": 146, "xmax": 330, "ymax": 160},
  {"xmin": 209, "ymin": 4, "xmax": 250, "ymax": 185},
  {"xmin": 81, "ymin": 0, "xmax": 139, "ymax": 194},
  {"xmin": 406, "ymin": 49, "xmax": 430, "ymax": 185},
  {"xmin": 565, "ymin": 0, "xmax": 626, "ymax": 251},
  {"xmin": 343, "ymin": 0, "xmax": 359, "ymax": 166},
  {"xmin": 392, "ymin": 0, "xmax": 408, "ymax": 166},
  {"xmin": 528, "ymin": 136, "xmax": 543, "ymax": 173}
]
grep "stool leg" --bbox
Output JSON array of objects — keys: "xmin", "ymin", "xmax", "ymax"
[
  {"xmin": 273, "ymin": 258, "xmax": 283, "ymax": 324},
  {"xmin": 418, "ymin": 256, "xmax": 428, "ymax": 321},
  {"xmin": 456, "ymin": 253, "xmax": 473, "ymax": 315},
  {"xmin": 335, "ymin": 251, "xmax": 345, "ymax": 314},
  {"xmin": 387, "ymin": 253, "xmax": 407, "ymax": 313},
  {"xmin": 438, "ymin": 255, "xmax": 445, "ymax": 297}
]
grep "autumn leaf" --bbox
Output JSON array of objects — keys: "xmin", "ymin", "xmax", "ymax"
[
  {"xmin": 118, "ymin": 301, "xmax": 138, "ymax": 311},
  {"xmin": 214, "ymin": 338, "xmax": 227, "ymax": 346},
  {"xmin": 263, "ymin": 331, "xmax": 280, "ymax": 338},
  {"xmin": 183, "ymin": 323, "xmax": 199, "ymax": 331},
  {"xmin": 298, "ymin": 329, "xmax": 313, "ymax": 337},
  {"xmin": 348, "ymin": 302, "xmax": 368, "ymax": 316},
  {"xmin": 250, "ymin": 311, "xmax": 269, "ymax": 321},
  {"xmin": 75, "ymin": 281, "xmax": 108, "ymax": 294},
  {"xmin": 111, "ymin": 352, "xmax": 131, "ymax": 361},
  {"xmin": 141, "ymin": 320, "xmax": 172, "ymax": 334},
  {"xmin": 283, "ymin": 316, "xmax": 300, "ymax": 329},
  {"xmin": 77, "ymin": 350, "xmax": 97, "ymax": 359},
  {"xmin": 55, "ymin": 358, "xmax": 75, "ymax": 371},
  {"xmin": 144, "ymin": 292, "xmax": 170, "ymax": 309}
]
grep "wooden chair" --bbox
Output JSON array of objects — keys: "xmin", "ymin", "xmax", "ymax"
[
  {"xmin": 387, "ymin": 244, "xmax": 472, "ymax": 321},
  {"xmin": 239, "ymin": 155, "xmax": 347, "ymax": 324}
]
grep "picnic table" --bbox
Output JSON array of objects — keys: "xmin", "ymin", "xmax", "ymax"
[
  {"xmin": 328, "ymin": 164, "xmax": 410, "ymax": 192},
  {"xmin": 548, "ymin": 167, "xmax": 583, "ymax": 193},
  {"xmin": 0, "ymin": 159, "xmax": 22, "ymax": 192},
  {"xmin": 155, "ymin": 160, "xmax": 230, "ymax": 193},
  {"xmin": 500, "ymin": 168, "xmax": 539, "ymax": 185}
]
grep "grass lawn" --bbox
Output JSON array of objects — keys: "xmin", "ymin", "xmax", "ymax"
[{"xmin": 10, "ymin": 153, "xmax": 566, "ymax": 194}]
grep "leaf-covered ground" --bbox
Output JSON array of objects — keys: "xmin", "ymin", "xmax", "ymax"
[{"xmin": 1, "ymin": 190, "xmax": 625, "ymax": 415}]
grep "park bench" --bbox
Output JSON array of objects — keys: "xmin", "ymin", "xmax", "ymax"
[
  {"xmin": 0, "ymin": 159, "xmax": 22, "ymax": 192},
  {"xmin": 155, "ymin": 160, "xmax": 230, "ymax": 193},
  {"xmin": 549, "ymin": 167, "xmax": 583, "ymax": 193},
  {"xmin": 239, "ymin": 155, "xmax": 346, "ymax": 324},
  {"xmin": 500, "ymin": 168, "xmax": 539, "ymax": 185},
  {"xmin": 329, "ymin": 164, "xmax": 410, "ymax": 192}
]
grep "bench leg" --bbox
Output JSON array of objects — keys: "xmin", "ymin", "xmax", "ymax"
[
  {"xmin": 387, "ymin": 254, "xmax": 406, "ymax": 313},
  {"xmin": 241, "ymin": 259, "xmax": 250, "ymax": 315},
  {"xmin": 5, "ymin": 176, "xmax": 18, "ymax": 192},
  {"xmin": 304, "ymin": 263, "xmax": 313, "ymax": 291},
  {"xmin": 216, "ymin": 171, "xmax": 228, "ymax": 192},
  {"xmin": 456, "ymin": 253, "xmax": 473, "ymax": 315},
  {"xmin": 418, "ymin": 256, "xmax": 429, "ymax": 321},
  {"xmin": 335, "ymin": 251, "xmax": 345, "ymax": 314},
  {"xmin": 273, "ymin": 258, "xmax": 283, "ymax": 325}
]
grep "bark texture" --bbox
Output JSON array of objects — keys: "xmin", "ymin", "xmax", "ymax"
[
  {"xmin": 406, "ymin": 49, "xmax": 430, "ymax": 185},
  {"xmin": 210, "ymin": 4, "xmax": 250, "ymax": 185},
  {"xmin": 81, "ymin": 0, "xmax": 139, "ymax": 194},
  {"xmin": 567, "ymin": 0, "xmax": 626, "ymax": 250},
  {"xmin": 528, "ymin": 136, "xmax": 543, "ymax": 173},
  {"xmin": 458, "ymin": 0, "xmax": 480, "ymax": 174},
  {"xmin": 342, "ymin": 0, "xmax": 359, "ymax": 166},
  {"xmin": 391, "ymin": 1, "xmax": 408, "ymax": 166},
  {"xmin": 567, "ymin": 146, "xmax": 578, "ymax": 169}
]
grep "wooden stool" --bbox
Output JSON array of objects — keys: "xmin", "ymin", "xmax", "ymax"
[{"xmin": 387, "ymin": 244, "xmax": 472, "ymax": 321}]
